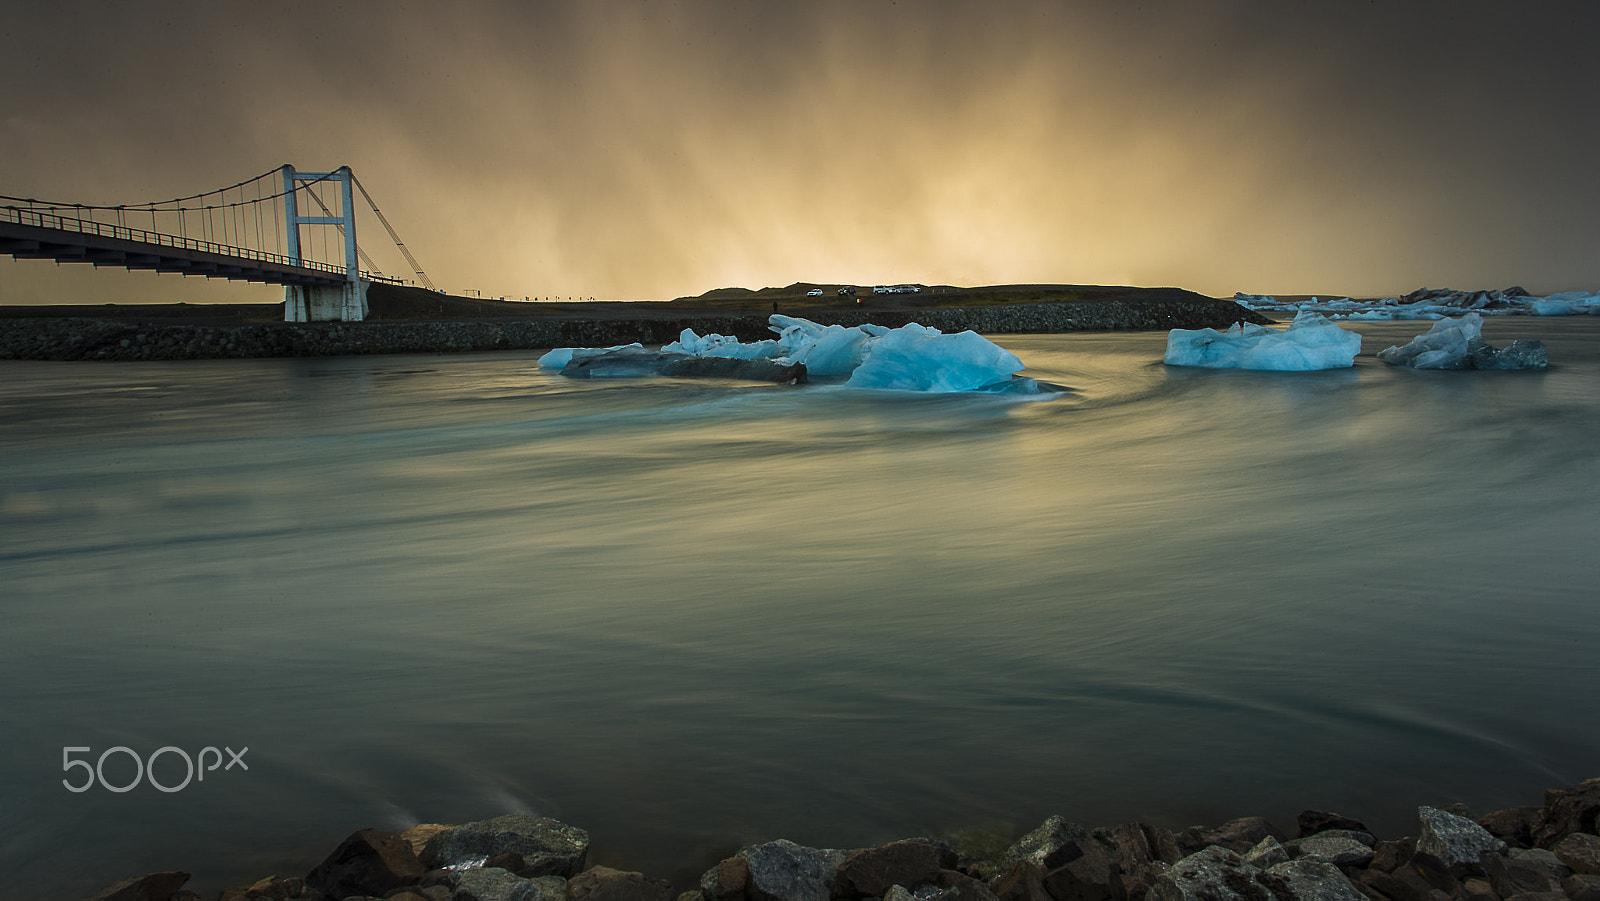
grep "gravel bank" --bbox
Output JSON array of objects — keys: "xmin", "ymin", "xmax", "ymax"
[{"xmin": 0, "ymin": 299, "xmax": 1270, "ymax": 362}]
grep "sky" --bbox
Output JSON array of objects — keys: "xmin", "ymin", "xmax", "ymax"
[{"xmin": 2, "ymin": 0, "xmax": 1599, "ymax": 304}]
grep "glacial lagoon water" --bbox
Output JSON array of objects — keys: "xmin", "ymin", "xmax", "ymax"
[{"xmin": 2, "ymin": 318, "xmax": 1598, "ymax": 898}]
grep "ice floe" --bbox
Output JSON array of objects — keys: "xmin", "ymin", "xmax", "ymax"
[
  {"xmin": 1232, "ymin": 286, "xmax": 1600, "ymax": 320},
  {"xmin": 844, "ymin": 325, "xmax": 1027, "ymax": 391},
  {"xmin": 536, "ymin": 343, "xmax": 643, "ymax": 371},
  {"xmin": 661, "ymin": 329, "xmax": 782, "ymax": 360},
  {"xmin": 540, "ymin": 316, "xmax": 1033, "ymax": 392},
  {"xmin": 1164, "ymin": 311, "xmax": 1362, "ymax": 371},
  {"xmin": 1375, "ymin": 313, "xmax": 1549, "ymax": 370}
]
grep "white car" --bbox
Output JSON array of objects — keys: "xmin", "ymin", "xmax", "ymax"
[{"xmin": 807, "ymin": 289, "xmax": 824, "ymax": 296}]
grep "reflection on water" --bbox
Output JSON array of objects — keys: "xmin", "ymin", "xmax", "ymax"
[{"xmin": 2, "ymin": 318, "xmax": 1598, "ymax": 899}]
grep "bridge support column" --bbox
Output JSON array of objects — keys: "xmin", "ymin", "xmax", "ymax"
[
  {"xmin": 282, "ymin": 164, "xmax": 367, "ymax": 322},
  {"xmin": 286, "ymin": 279, "xmax": 370, "ymax": 322}
]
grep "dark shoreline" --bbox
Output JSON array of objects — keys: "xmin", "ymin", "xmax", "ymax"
[
  {"xmin": 0, "ymin": 293, "xmax": 1271, "ymax": 362},
  {"xmin": 86, "ymin": 776, "xmax": 1600, "ymax": 901}
]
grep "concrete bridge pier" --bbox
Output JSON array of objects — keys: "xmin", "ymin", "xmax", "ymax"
[
  {"xmin": 282, "ymin": 165, "xmax": 368, "ymax": 322},
  {"xmin": 285, "ymin": 280, "xmax": 370, "ymax": 322}
]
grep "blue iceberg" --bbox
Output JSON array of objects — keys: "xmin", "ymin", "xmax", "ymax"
[{"xmin": 1164, "ymin": 311, "xmax": 1361, "ymax": 370}]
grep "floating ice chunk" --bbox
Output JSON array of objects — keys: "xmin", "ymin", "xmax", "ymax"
[
  {"xmin": 845, "ymin": 328, "xmax": 1025, "ymax": 391},
  {"xmin": 781, "ymin": 327, "xmax": 872, "ymax": 375},
  {"xmin": 1528, "ymin": 299, "xmax": 1573, "ymax": 316},
  {"xmin": 1164, "ymin": 311, "xmax": 1361, "ymax": 370},
  {"xmin": 558, "ymin": 346, "xmax": 685, "ymax": 377},
  {"xmin": 764, "ymin": 318, "xmax": 901, "ymax": 375},
  {"xmin": 542, "ymin": 316, "xmax": 1035, "ymax": 392},
  {"xmin": 1518, "ymin": 291, "xmax": 1598, "ymax": 316},
  {"xmin": 1376, "ymin": 314, "xmax": 1483, "ymax": 369},
  {"xmin": 662, "ymin": 329, "xmax": 781, "ymax": 359},
  {"xmin": 538, "ymin": 343, "xmax": 643, "ymax": 369},
  {"xmin": 1526, "ymin": 292, "xmax": 1600, "ymax": 316},
  {"xmin": 1376, "ymin": 313, "xmax": 1549, "ymax": 370}
]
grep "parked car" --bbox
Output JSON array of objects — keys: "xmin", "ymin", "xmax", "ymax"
[{"xmin": 807, "ymin": 288, "xmax": 824, "ymax": 296}]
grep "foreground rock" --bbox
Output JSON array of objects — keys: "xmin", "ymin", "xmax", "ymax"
[
  {"xmin": 86, "ymin": 777, "xmax": 1600, "ymax": 901},
  {"xmin": 88, "ymin": 870, "xmax": 192, "ymax": 901},
  {"xmin": 304, "ymin": 827, "xmax": 425, "ymax": 898},
  {"xmin": 420, "ymin": 814, "xmax": 590, "ymax": 876}
]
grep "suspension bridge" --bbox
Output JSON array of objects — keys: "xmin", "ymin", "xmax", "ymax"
[{"xmin": 0, "ymin": 165, "xmax": 434, "ymax": 321}]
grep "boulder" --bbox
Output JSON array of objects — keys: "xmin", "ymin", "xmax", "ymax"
[
  {"xmin": 927, "ymin": 868, "xmax": 1003, "ymax": 901},
  {"xmin": 1552, "ymin": 834, "xmax": 1600, "ymax": 876},
  {"xmin": 89, "ymin": 871, "xmax": 192, "ymax": 901},
  {"xmin": 1291, "ymin": 833, "xmax": 1375, "ymax": 869},
  {"xmin": 1265, "ymin": 859, "xmax": 1367, "ymax": 901},
  {"xmin": 836, "ymin": 841, "xmax": 956, "ymax": 897},
  {"xmin": 1348, "ymin": 868, "xmax": 1436, "ymax": 901},
  {"xmin": 1040, "ymin": 861, "xmax": 1116, "ymax": 901},
  {"xmin": 1369, "ymin": 840, "xmax": 1418, "ymax": 875},
  {"xmin": 1563, "ymin": 874, "xmax": 1600, "ymax": 901},
  {"xmin": 1482, "ymin": 851, "xmax": 1564, "ymax": 897},
  {"xmin": 1506, "ymin": 849, "xmax": 1572, "ymax": 882},
  {"xmin": 1117, "ymin": 863, "xmax": 1170, "ymax": 901},
  {"xmin": 1000, "ymin": 817, "xmax": 1093, "ymax": 871},
  {"xmin": 1416, "ymin": 807, "xmax": 1505, "ymax": 876},
  {"xmin": 1108, "ymin": 823, "xmax": 1184, "ymax": 869},
  {"xmin": 736, "ymin": 839, "xmax": 847, "ymax": 901},
  {"xmin": 991, "ymin": 819, "xmax": 1118, "ymax": 900},
  {"xmin": 238, "ymin": 875, "xmax": 311, "ymax": 900},
  {"xmin": 305, "ymin": 827, "xmax": 425, "ymax": 898},
  {"xmin": 1245, "ymin": 837, "xmax": 1290, "ymax": 870},
  {"xmin": 1198, "ymin": 818, "xmax": 1282, "ymax": 855},
  {"xmin": 1533, "ymin": 778, "xmax": 1600, "ymax": 849},
  {"xmin": 700, "ymin": 856, "xmax": 750, "ymax": 901},
  {"xmin": 566, "ymin": 865, "xmax": 675, "ymax": 901},
  {"xmin": 990, "ymin": 860, "xmax": 1051, "ymax": 901},
  {"xmin": 1298, "ymin": 813, "xmax": 1371, "ymax": 839},
  {"xmin": 452, "ymin": 868, "xmax": 565, "ymax": 901},
  {"xmin": 486, "ymin": 852, "xmax": 531, "ymax": 874},
  {"xmin": 1146, "ymin": 846, "xmax": 1285, "ymax": 901},
  {"xmin": 1479, "ymin": 809, "xmax": 1542, "ymax": 849},
  {"xmin": 406, "ymin": 824, "xmax": 458, "ymax": 857},
  {"xmin": 1404, "ymin": 852, "xmax": 1465, "ymax": 896},
  {"xmin": 421, "ymin": 815, "xmax": 590, "ymax": 877},
  {"xmin": 1099, "ymin": 826, "xmax": 1181, "ymax": 901}
]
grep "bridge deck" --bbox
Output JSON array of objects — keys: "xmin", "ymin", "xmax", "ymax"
[{"xmin": 0, "ymin": 214, "xmax": 348, "ymax": 289}]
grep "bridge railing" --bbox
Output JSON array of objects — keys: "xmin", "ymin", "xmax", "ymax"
[{"xmin": 1, "ymin": 205, "xmax": 353, "ymax": 279}]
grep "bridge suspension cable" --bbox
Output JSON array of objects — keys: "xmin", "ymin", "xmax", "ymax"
[
  {"xmin": 2, "ymin": 165, "xmax": 435, "ymax": 290},
  {"xmin": 0, "ymin": 165, "xmax": 335, "ymax": 213},
  {"xmin": 352, "ymin": 174, "xmax": 436, "ymax": 292}
]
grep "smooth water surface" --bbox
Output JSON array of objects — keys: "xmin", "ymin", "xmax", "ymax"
[{"xmin": 2, "ymin": 318, "xmax": 1597, "ymax": 898}]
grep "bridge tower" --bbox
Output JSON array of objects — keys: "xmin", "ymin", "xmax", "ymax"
[{"xmin": 282, "ymin": 165, "xmax": 370, "ymax": 322}]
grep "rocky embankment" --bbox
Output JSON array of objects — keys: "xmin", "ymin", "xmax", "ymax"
[
  {"xmin": 0, "ymin": 299, "xmax": 1270, "ymax": 362},
  {"xmin": 89, "ymin": 777, "xmax": 1600, "ymax": 901}
]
